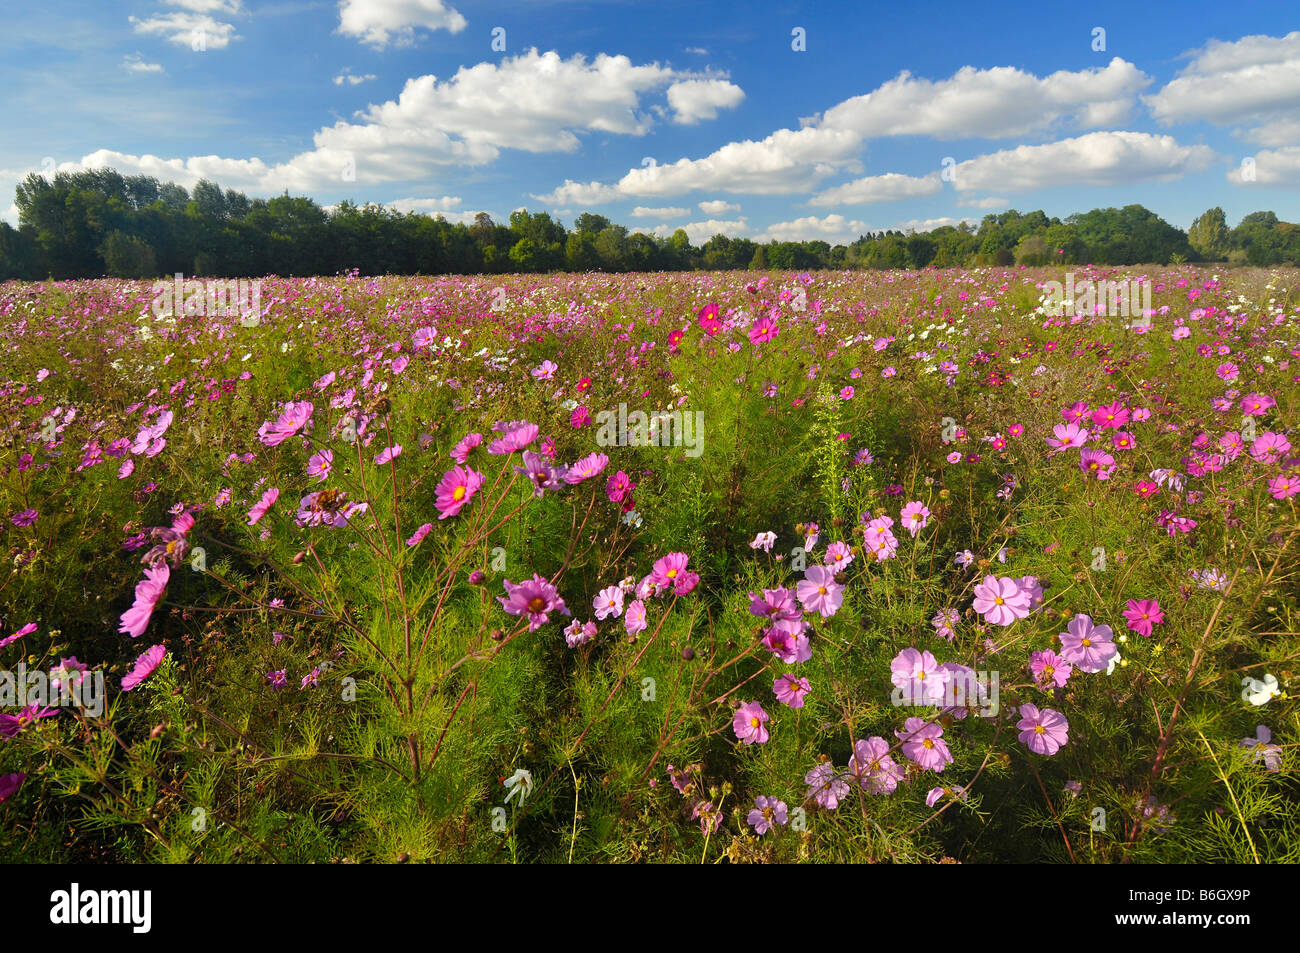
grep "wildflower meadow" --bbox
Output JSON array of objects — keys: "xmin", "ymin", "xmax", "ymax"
[{"xmin": 1, "ymin": 264, "xmax": 1296, "ymax": 865}]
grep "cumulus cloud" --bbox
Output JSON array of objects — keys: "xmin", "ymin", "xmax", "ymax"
[
  {"xmin": 1146, "ymin": 31, "xmax": 1300, "ymax": 134},
  {"xmin": 129, "ymin": 10, "xmax": 239, "ymax": 48},
  {"xmin": 821, "ymin": 57, "xmax": 1150, "ymax": 139},
  {"xmin": 949, "ymin": 131, "xmax": 1217, "ymax": 192},
  {"xmin": 337, "ymin": 0, "xmax": 467, "ymax": 48},
  {"xmin": 956, "ymin": 195, "xmax": 1010, "ymax": 209},
  {"xmin": 666, "ymin": 78, "xmax": 744, "ymax": 123},
  {"xmin": 123, "ymin": 53, "xmax": 164, "ymax": 73},
  {"xmin": 631, "ymin": 206, "xmax": 689, "ymax": 217},
  {"xmin": 1228, "ymin": 146, "xmax": 1300, "ymax": 186},
  {"xmin": 752, "ymin": 213, "xmax": 868, "ymax": 245},
  {"xmin": 698, "ymin": 199, "xmax": 739, "ymax": 215},
  {"xmin": 634, "ymin": 218, "xmax": 749, "ymax": 244},
  {"xmin": 808, "ymin": 171, "xmax": 942, "ymax": 206},
  {"xmin": 386, "ymin": 195, "xmax": 463, "ymax": 212},
  {"xmin": 334, "ymin": 71, "xmax": 378, "ymax": 86}
]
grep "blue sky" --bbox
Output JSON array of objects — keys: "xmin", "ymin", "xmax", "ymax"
[{"xmin": 2, "ymin": 1, "xmax": 1296, "ymax": 243}]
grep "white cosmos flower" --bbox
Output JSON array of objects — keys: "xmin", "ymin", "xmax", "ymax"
[
  {"xmin": 1242, "ymin": 674, "xmax": 1280, "ymax": 706},
  {"xmin": 503, "ymin": 768, "xmax": 533, "ymax": 805}
]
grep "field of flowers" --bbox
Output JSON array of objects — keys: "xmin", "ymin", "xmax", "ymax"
[{"xmin": 1, "ymin": 265, "xmax": 1297, "ymax": 864}]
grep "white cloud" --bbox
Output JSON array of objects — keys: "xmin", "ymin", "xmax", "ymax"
[
  {"xmin": 666, "ymin": 78, "xmax": 744, "ymax": 124},
  {"xmin": 808, "ymin": 171, "xmax": 942, "ymax": 206},
  {"xmin": 334, "ymin": 71, "xmax": 378, "ymax": 86},
  {"xmin": 1147, "ymin": 32, "xmax": 1300, "ymax": 131},
  {"xmin": 883, "ymin": 216, "xmax": 978, "ymax": 234},
  {"xmin": 1243, "ymin": 118, "xmax": 1300, "ymax": 147},
  {"xmin": 698, "ymin": 199, "xmax": 739, "ymax": 215},
  {"xmin": 163, "ymin": 0, "xmax": 241, "ymax": 11},
  {"xmin": 684, "ymin": 46, "xmax": 708, "ymax": 55},
  {"xmin": 631, "ymin": 205, "xmax": 689, "ymax": 217},
  {"xmin": 634, "ymin": 218, "xmax": 748, "ymax": 244},
  {"xmin": 955, "ymin": 195, "xmax": 1010, "ymax": 209},
  {"xmin": 752, "ymin": 213, "xmax": 868, "ymax": 245},
  {"xmin": 821, "ymin": 57, "xmax": 1150, "ymax": 140},
  {"xmin": 386, "ymin": 195, "xmax": 463, "ymax": 212},
  {"xmin": 337, "ymin": 0, "xmax": 467, "ymax": 48},
  {"xmin": 123, "ymin": 53, "xmax": 164, "ymax": 73},
  {"xmin": 535, "ymin": 125, "xmax": 863, "ymax": 203},
  {"xmin": 950, "ymin": 132, "xmax": 1217, "ymax": 192},
  {"xmin": 129, "ymin": 10, "xmax": 239, "ymax": 49},
  {"xmin": 1228, "ymin": 146, "xmax": 1300, "ymax": 186}
]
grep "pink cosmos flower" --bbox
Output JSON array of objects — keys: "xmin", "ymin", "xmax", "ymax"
[
  {"xmin": 1123, "ymin": 599, "xmax": 1164, "ymax": 637},
  {"xmin": 435, "ymin": 466, "xmax": 485, "ymax": 519},
  {"xmin": 746, "ymin": 796, "xmax": 788, "ymax": 834},
  {"xmin": 824, "ymin": 541, "xmax": 853, "ymax": 570},
  {"xmin": 247, "ymin": 487, "xmax": 279, "ymax": 526},
  {"xmin": 697, "ymin": 303, "xmax": 722, "ymax": 335},
  {"xmin": 849, "ymin": 737, "xmax": 904, "ymax": 794},
  {"xmin": 606, "ymin": 470, "xmax": 635, "ymax": 503},
  {"xmin": 1268, "ymin": 474, "xmax": 1300, "ymax": 499},
  {"xmin": 119, "ymin": 563, "xmax": 170, "ymax": 638},
  {"xmin": 531, "ymin": 360, "xmax": 558, "ymax": 380},
  {"xmin": 564, "ymin": 619, "xmax": 598, "ymax": 648},
  {"xmin": 1080, "ymin": 448, "xmax": 1116, "ymax": 480},
  {"xmin": 487, "ymin": 422, "xmax": 538, "ymax": 455},
  {"xmin": 1057, "ymin": 613, "xmax": 1117, "ymax": 673},
  {"xmin": 773, "ymin": 674, "xmax": 811, "ymax": 708},
  {"xmin": 451, "ymin": 432, "xmax": 483, "ymax": 463},
  {"xmin": 121, "ymin": 644, "xmax": 168, "ymax": 692},
  {"xmin": 733, "ymin": 701, "xmax": 770, "ymax": 744},
  {"xmin": 306, "ymin": 449, "xmax": 333, "ymax": 482},
  {"xmin": 891, "ymin": 648, "xmax": 949, "ymax": 704},
  {"xmin": 900, "ymin": 501, "xmax": 930, "ymax": 537},
  {"xmin": 795, "ymin": 565, "xmax": 844, "ymax": 618},
  {"xmin": 749, "ymin": 587, "xmax": 801, "ymax": 626},
  {"xmin": 896, "ymin": 717, "xmax": 952, "ymax": 772},
  {"xmin": 260, "ymin": 401, "xmax": 313, "ymax": 447},
  {"xmin": 0, "ymin": 773, "xmax": 25, "ymax": 803},
  {"xmin": 1111, "ymin": 431, "xmax": 1136, "ymax": 450},
  {"xmin": 1046, "ymin": 422, "xmax": 1089, "ymax": 453},
  {"xmin": 1062, "ymin": 401, "xmax": 1089, "ymax": 424},
  {"xmin": 406, "ymin": 522, "xmax": 433, "ymax": 546},
  {"xmin": 11, "ymin": 508, "xmax": 37, "ymax": 527},
  {"xmin": 375, "ymin": 444, "xmax": 402, "ymax": 465},
  {"xmin": 570, "ymin": 406, "xmax": 592, "ymax": 428},
  {"xmin": 1017, "ymin": 703, "xmax": 1069, "ymax": 755},
  {"xmin": 750, "ymin": 530, "xmax": 777, "ymax": 553},
  {"xmin": 497, "ymin": 574, "xmax": 570, "ymax": 631},
  {"xmin": 593, "ymin": 585, "xmax": 625, "ymax": 620},
  {"xmin": 624, "ymin": 599, "xmax": 648, "ymax": 636},
  {"xmin": 805, "ymin": 762, "xmax": 849, "ymax": 809},
  {"xmin": 1030, "ymin": 649, "xmax": 1072, "ymax": 688},
  {"xmin": 1250, "ymin": 432, "xmax": 1291, "ymax": 464},
  {"xmin": 972, "ymin": 575, "xmax": 1031, "ymax": 626},
  {"xmin": 516, "ymin": 451, "xmax": 567, "ymax": 498}
]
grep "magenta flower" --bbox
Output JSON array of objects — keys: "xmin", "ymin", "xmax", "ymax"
[
  {"xmin": 733, "ymin": 700, "xmax": 770, "ymax": 745},
  {"xmin": 773, "ymin": 674, "xmax": 811, "ymax": 708},
  {"xmin": 824, "ymin": 541, "xmax": 854, "ymax": 570},
  {"xmin": 297, "ymin": 490, "xmax": 366, "ymax": 528},
  {"xmin": 1058, "ymin": 613, "xmax": 1116, "ymax": 673},
  {"xmin": 0, "ymin": 773, "xmax": 25, "ymax": 803},
  {"xmin": 749, "ymin": 587, "xmax": 801, "ymax": 625},
  {"xmin": 451, "ymin": 432, "xmax": 483, "ymax": 463},
  {"xmin": 795, "ymin": 565, "xmax": 844, "ymax": 618},
  {"xmin": 119, "ymin": 562, "xmax": 170, "ymax": 638},
  {"xmin": 486, "ymin": 422, "xmax": 539, "ymax": 456},
  {"xmin": 650, "ymin": 552, "xmax": 690, "ymax": 589},
  {"xmin": 1250, "ymin": 432, "xmax": 1291, "ymax": 464},
  {"xmin": 1268, "ymin": 474, "xmax": 1300, "ymax": 500},
  {"xmin": 1030, "ymin": 649, "xmax": 1072, "ymax": 688},
  {"xmin": 121, "ymin": 644, "xmax": 167, "ymax": 692},
  {"xmin": 762, "ymin": 628, "xmax": 812, "ymax": 664},
  {"xmin": 849, "ymin": 736, "xmax": 904, "ymax": 794},
  {"xmin": 498, "ymin": 574, "xmax": 570, "ymax": 631},
  {"xmin": 306, "ymin": 449, "xmax": 333, "ymax": 482},
  {"xmin": 606, "ymin": 470, "xmax": 635, "ymax": 503},
  {"xmin": 1123, "ymin": 599, "xmax": 1164, "ymax": 637},
  {"xmin": 1090, "ymin": 402, "xmax": 1130, "ymax": 429},
  {"xmin": 531, "ymin": 360, "xmax": 558, "ymax": 380},
  {"xmin": 406, "ymin": 522, "xmax": 433, "ymax": 546},
  {"xmin": 748, "ymin": 314, "xmax": 779, "ymax": 345},
  {"xmin": 624, "ymin": 599, "xmax": 647, "ymax": 636},
  {"xmin": 515, "ymin": 451, "xmax": 567, "ymax": 498},
  {"xmin": 1062, "ymin": 401, "xmax": 1089, "ymax": 423},
  {"xmin": 247, "ymin": 487, "xmax": 280, "ymax": 525},
  {"xmin": 260, "ymin": 400, "xmax": 313, "ymax": 447},
  {"xmin": 896, "ymin": 717, "xmax": 953, "ymax": 772},
  {"xmin": 435, "ymin": 465, "xmax": 485, "ymax": 519},
  {"xmin": 375, "ymin": 444, "xmax": 402, "ymax": 465},
  {"xmin": 697, "ymin": 302, "xmax": 722, "ymax": 335},
  {"xmin": 570, "ymin": 406, "xmax": 592, "ymax": 428},
  {"xmin": 0, "ymin": 704, "xmax": 57, "ymax": 738},
  {"xmin": 1017, "ymin": 703, "xmax": 1069, "ymax": 755},
  {"xmin": 972, "ymin": 575, "xmax": 1031, "ymax": 626},
  {"xmin": 1240, "ymin": 393, "xmax": 1275, "ymax": 416},
  {"xmin": 746, "ymin": 796, "xmax": 789, "ymax": 834},
  {"xmin": 564, "ymin": 452, "xmax": 608, "ymax": 484},
  {"xmin": 11, "ymin": 508, "xmax": 37, "ymax": 527},
  {"xmin": 266, "ymin": 669, "xmax": 289, "ymax": 689},
  {"xmin": 804, "ymin": 761, "xmax": 849, "ymax": 809}
]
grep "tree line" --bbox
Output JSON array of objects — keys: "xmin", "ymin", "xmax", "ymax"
[{"xmin": 1, "ymin": 168, "xmax": 1296, "ymax": 281}]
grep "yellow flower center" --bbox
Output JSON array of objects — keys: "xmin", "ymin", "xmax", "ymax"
[
  {"xmin": 1035, "ymin": 725, "xmax": 1046, "ymax": 734},
  {"xmin": 994, "ymin": 596, "xmax": 1005, "ymax": 605},
  {"xmin": 1081, "ymin": 638, "xmax": 1092, "ymax": 647},
  {"xmin": 527, "ymin": 597, "xmax": 546, "ymax": 613},
  {"xmin": 452, "ymin": 486, "xmax": 466, "ymax": 501},
  {"xmin": 922, "ymin": 739, "xmax": 934, "ymax": 749},
  {"xmin": 750, "ymin": 717, "xmax": 760, "ymax": 728},
  {"xmin": 666, "ymin": 568, "xmax": 677, "ymax": 578}
]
